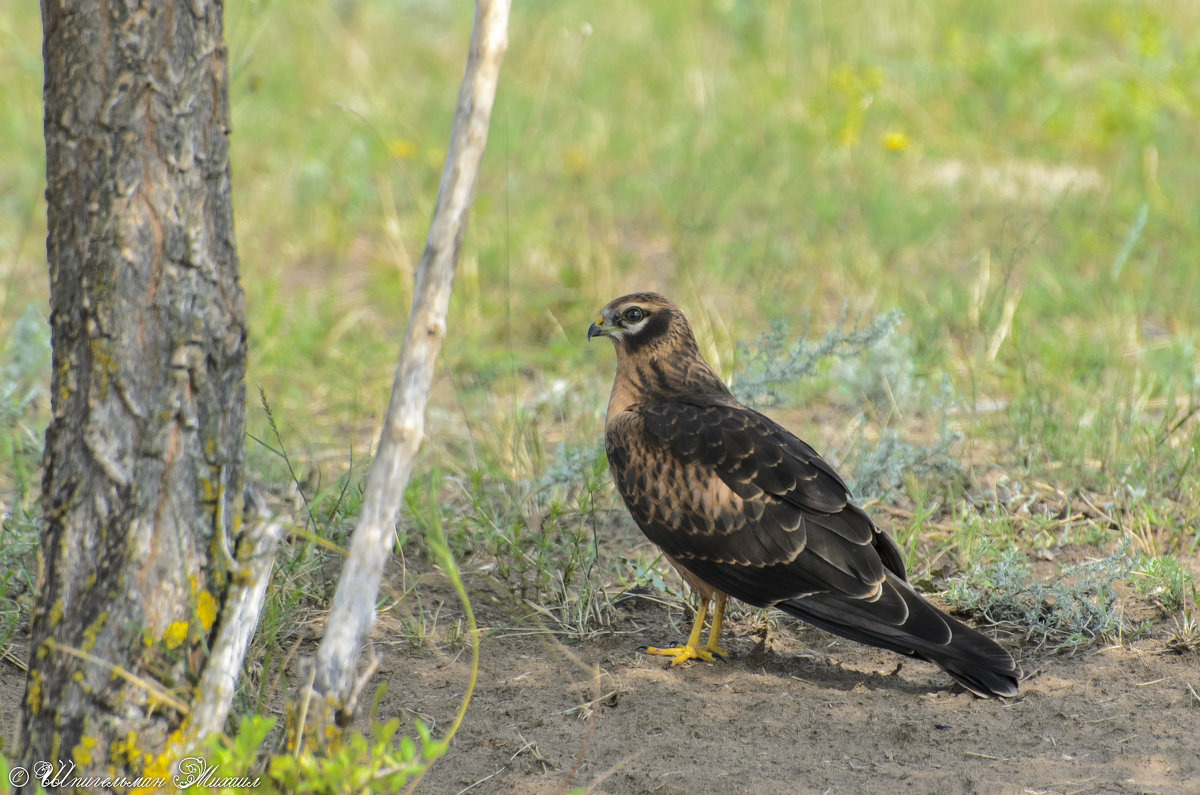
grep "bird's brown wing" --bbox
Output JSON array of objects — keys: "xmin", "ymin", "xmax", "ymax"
[
  {"xmin": 606, "ymin": 400, "xmax": 907, "ymax": 608},
  {"xmin": 607, "ymin": 401, "xmax": 1020, "ymax": 697}
]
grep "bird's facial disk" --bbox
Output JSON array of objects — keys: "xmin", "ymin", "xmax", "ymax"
[{"xmin": 588, "ymin": 303, "xmax": 651, "ymax": 342}]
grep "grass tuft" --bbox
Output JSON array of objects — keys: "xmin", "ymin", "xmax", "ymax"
[
  {"xmin": 944, "ymin": 542, "xmax": 1148, "ymax": 653},
  {"xmin": 0, "ymin": 303, "xmax": 49, "ymax": 670}
]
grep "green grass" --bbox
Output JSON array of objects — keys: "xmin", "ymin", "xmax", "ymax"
[
  {"xmin": 0, "ymin": 305, "xmax": 48, "ymax": 672},
  {"xmin": 2, "ymin": 0, "xmax": 1200, "ymax": 783}
]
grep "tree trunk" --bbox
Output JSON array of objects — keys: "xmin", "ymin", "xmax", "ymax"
[{"xmin": 20, "ymin": 0, "xmax": 246, "ymax": 788}]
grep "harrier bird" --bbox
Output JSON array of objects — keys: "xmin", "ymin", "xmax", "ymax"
[{"xmin": 588, "ymin": 292, "xmax": 1020, "ymax": 697}]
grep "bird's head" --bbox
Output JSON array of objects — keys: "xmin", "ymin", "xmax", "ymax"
[
  {"xmin": 589, "ymin": 292, "xmax": 731, "ymax": 403},
  {"xmin": 587, "ymin": 292, "xmax": 689, "ymax": 354}
]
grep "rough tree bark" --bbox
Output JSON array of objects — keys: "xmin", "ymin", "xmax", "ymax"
[
  {"xmin": 303, "ymin": 0, "xmax": 510, "ymax": 729},
  {"xmin": 19, "ymin": 1, "xmax": 246, "ymax": 788}
]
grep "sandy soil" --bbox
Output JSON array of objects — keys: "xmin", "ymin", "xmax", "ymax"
[
  {"xmin": 2, "ymin": 566, "xmax": 1196, "ymax": 794},
  {"xmin": 369, "ymin": 574, "xmax": 1200, "ymax": 795}
]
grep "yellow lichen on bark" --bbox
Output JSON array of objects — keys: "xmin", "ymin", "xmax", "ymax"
[
  {"xmin": 162, "ymin": 620, "xmax": 188, "ymax": 649},
  {"xmin": 131, "ymin": 728, "xmax": 186, "ymax": 795},
  {"xmin": 196, "ymin": 590, "xmax": 218, "ymax": 632},
  {"xmin": 72, "ymin": 734, "xmax": 97, "ymax": 767},
  {"xmin": 111, "ymin": 730, "xmax": 143, "ymax": 769},
  {"xmin": 80, "ymin": 610, "xmax": 109, "ymax": 652},
  {"xmin": 26, "ymin": 669, "xmax": 42, "ymax": 714}
]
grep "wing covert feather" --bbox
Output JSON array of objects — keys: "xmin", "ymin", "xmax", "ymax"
[{"xmin": 606, "ymin": 403, "xmax": 902, "ymax": 607}]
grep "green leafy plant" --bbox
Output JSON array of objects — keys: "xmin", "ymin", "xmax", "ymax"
[
  {"xmin": 1131, "ymin": 554, "xmax": 1196, "ymax": 614},
  {"xmin": 196, "ymin": 712, "xmax": 447, "ymax": 795}
]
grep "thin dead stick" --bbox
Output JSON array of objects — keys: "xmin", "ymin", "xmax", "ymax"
[
  {"xmin": 48, "ymin": 640, "xmax": 190, "ymax": 716},
  {"xmin": 309, "ymin": 0, "xmax": 510, "ymax": 717},
  {"xmin": 187, "ymin": 517, "xmax": 284, "ymax": 742}
]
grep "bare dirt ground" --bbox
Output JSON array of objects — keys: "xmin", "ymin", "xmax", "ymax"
[
  {"xmin": 361, "ymin": 568, "xmax": 1200, "ymax": 795},
  {"xmin": 3, "ymin": 562, "xmax": 1197, "ymax": 795}
]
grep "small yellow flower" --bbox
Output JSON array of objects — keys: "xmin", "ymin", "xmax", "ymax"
[
  {"xmin": 162, "ymin": 620, "xmax": 188, "ymax": 650},
  {"xmin": 387, "ymin": 139, "xmax": 417, "ymax": 159},
  {"xmin": 562, "ymin": 146, "xmax": 589, "ymax": 177},
  {"xmin": 882, "ymin": 130, "xmax": 909, "ymax": 152}
]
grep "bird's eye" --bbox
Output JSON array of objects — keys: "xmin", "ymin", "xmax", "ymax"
[{"xmin": 623, "ymin": 307, "xmax": 645, "ymax": 323}]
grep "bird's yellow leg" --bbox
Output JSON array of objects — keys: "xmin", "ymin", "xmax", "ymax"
[
  {"xmin": 703, "ymin": 591, "xmax": 730, "ymax": 659},
  {"xmin": 647, "ymin": 594, "xmax": 720, "ymax": 666}
]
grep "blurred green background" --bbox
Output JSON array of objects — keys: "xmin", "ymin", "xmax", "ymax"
[{"xmin": 2, "ymin": 1, "xmax": 1197, "ymax": 606}]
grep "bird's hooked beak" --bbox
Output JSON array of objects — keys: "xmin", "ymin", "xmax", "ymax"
[{"xmin": 587, "ymin": 313, "xmax": 611, "ymax": 342}]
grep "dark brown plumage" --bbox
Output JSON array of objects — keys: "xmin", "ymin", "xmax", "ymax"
[{"xmin": 588, "ymin": 292, "xmax": 1021, "ymax": 698}]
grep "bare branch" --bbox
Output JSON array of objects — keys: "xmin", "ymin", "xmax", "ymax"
[
  {"xmin": 309, "ymin": 0, "xmax": 511, "ymax": 715},
  {"xmin": 187, "ymin": 516, "xmax": 284, "ymax": 741}
]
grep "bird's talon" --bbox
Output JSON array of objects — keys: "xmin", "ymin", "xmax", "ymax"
[
  {"xmin": 706, "ymin": 643, "xmax": 730, "ymax": 659},
  {"xmin": 646, "ymin": 644, "xmax": 715, "ymax": 666}
]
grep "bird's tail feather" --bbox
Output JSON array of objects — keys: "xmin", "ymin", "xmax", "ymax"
[{"xmin": 778, "ymin": 575, "xmax": 1021, "ymax": 698}]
